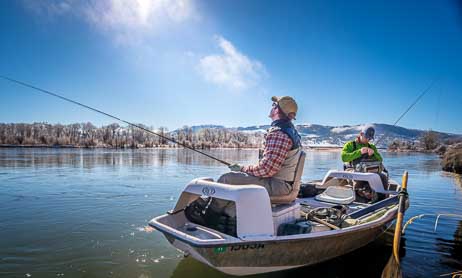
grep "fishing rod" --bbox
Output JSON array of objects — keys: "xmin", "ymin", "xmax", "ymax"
[
  {"xmin": 0, "ymin": 75, "xmax": 232, "ymax": 166},
  {"xmin": 374, "ymin": 79, "xmax": 437, "ymax": 146}
]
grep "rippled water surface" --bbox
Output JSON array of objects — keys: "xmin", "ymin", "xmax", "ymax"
[{"xmin": 0, "ymin": 148, "xmax": 461, "ymax": 278}]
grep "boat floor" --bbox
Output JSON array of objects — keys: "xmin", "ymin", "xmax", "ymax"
[{"xmin": 296, "ymin": 197, "xmax": 370, "ymax": 214}]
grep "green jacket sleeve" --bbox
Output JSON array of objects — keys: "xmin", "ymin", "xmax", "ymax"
[
  {"xmin": 341, "ymin": 141, "xmax": 362, "ymax": 163},
  {"xmin": 370, "ymin": 144, "xmax": 383, "ymax": 162}
]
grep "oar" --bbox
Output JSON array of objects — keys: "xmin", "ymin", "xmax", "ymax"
[
  {"xmin": 311, "ymin": 216, "xmax": 340, "ymax": 230},
  {"xmin": 381, "ymin": 171, "xmax": 409, "ymax": 278}
]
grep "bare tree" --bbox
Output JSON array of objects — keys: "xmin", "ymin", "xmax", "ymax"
[{"xmin": 421, "ymin": 130, "xmax": 439, "ymax": 151}]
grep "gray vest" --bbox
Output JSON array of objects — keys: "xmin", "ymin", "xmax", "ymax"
[
  {"xmin": 264, "ymin": 128, "xmax": 302, "ymax": 182},
  {"xmin": 273, "ymin": 146, "xmax": 302, "ymax": 182}
]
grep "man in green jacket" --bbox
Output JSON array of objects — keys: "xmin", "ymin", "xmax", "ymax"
[
  {"xmin": 341, "ymin": 125, "xmax": 382, "ymax": 166},
  {"xmin": 342, "ymin": 126, "xmax": 387, "ymax": 202}
]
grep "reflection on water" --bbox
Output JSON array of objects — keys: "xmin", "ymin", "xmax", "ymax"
[
  {"xmin": 436, "ymin": 219, "xmax": 462, "ymax": 271},
  {"xmin": 452, "ymin": 222, "xmax": 462, "ymax": 264},
  {"xmin": 0, "ymin": 148, "xmax": 461, "ymax": 278},
  {"xmin": 0, "ymin": 148, "xmax": 256, "ymax": 169}
]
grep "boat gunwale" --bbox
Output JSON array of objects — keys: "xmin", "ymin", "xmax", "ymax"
[{"xmin": 149, "ymin": 200, "xmax": 399, "ymax": 248}]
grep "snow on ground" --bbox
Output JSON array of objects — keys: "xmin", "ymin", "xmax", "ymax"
[
  {"xmin": 331, "ymin": 124, "xmax": 373, "ymax": 134},
  {"xmin": 241, "ymin": 129, "xmax": 267, "ymax": 133},
  {"xmin": 307, "ymin": 141, "xmax": 342, "ymax": 147},
  {"xmin": 300, "ymin": 134, "xmax": 319, "ymax": 138},
  {"xmin": 343, "ymin": 134, "xmax": 356, "ymax": 139},
  {"xmin": 331, "ymin": 126, "xmax": 353, "ymax": 133}
]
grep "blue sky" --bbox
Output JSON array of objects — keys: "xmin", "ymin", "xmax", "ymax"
[{"xmin": 1, "ymin": 0, "xmax": 461, "ymax": 133}]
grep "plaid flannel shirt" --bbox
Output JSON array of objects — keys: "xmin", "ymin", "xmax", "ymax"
[{"xmin": 242, "ymin": 130, "xmax": 292, "ymax": 177}]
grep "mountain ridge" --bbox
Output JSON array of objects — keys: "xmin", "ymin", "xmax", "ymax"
[{"xmin": 177, "ymin": 123, "xmax": 461, "ymax": 148}]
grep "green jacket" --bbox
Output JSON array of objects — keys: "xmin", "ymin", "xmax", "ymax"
[{"xmin": 341, "ymin": 140, "xmax": 383, "ymax": 163}]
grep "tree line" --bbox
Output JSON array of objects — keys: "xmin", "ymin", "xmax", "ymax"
[
  {"xmin": 387, "ymin": 130, "xmax": 462, "ymax": 174},
  {"xmin": 387, "ymin": 130, "xmax": 456, "ymax": 154},
  {"xmin": 0, "ymin": 123, "xmax": 264, "ymax": 149}
]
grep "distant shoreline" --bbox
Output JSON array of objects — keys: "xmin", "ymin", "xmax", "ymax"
[
  {"xmin": 307, "ymin": 146, "xmax": 342, "ymax": 152},
  {"xmin": 0, "ymin": 144, "xmax": 259, "ymax": 150},
  {"xmin": 0, "ymin": 144, "xmax": 386, "ymax": 152},
  {"xmin": 0, "ymin": 144, "xmax": 80, "ymax": 149}
]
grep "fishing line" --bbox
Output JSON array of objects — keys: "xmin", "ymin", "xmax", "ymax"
[
  {"xmin": 402, "ymin": 213, "xmax": 462, "ymax": 234},
  {"xmin": 0, "ymin": 75, "xmax": 232, "ymax": 166},
  {"xmin": 375, "ymin": 79, "xmax": 438, "ymax": 146},
  {"xmin": 433, "ymin": 85, "xmax": 443, "ymax": 129}
]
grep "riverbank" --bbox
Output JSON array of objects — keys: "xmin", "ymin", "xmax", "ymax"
[
  {"xmin": 387, "ymin": 135, "xmax": 462, "ymax": 174},
  {"xmin": 442, "ymin": 143, "xmax": 462, "ymax": 174},
  {"xmin": 0, "ymin": 144, "xmax": 345, "ymax": 152},
  {"xmin": 389, "ymin": 147, "xmax": 462, "ymax": 174},
  {"xmin": 0, "ymin": 144, "xmax": 259, "ymax": 150},
  {"xmin": 0, "ymin": 144, "xmax": 80, "ymax": 148}
]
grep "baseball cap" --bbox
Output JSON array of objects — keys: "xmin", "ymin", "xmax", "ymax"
[
  {"xmin": 361, "ymin": 125, "xmax": 375, "ymax": 140},
  {"xmin": 271, "ymin": 96, "xmax": 298, "ymax": 119}
]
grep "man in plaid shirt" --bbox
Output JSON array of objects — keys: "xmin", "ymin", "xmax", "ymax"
[{"xmin": 218, "ymin": 96, "xmax": 302, "ymax": 197}]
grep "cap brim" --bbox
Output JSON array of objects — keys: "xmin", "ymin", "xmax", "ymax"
[{"xmin": 271, "ymin": 96, "xmax": 279, "ymax": 102}]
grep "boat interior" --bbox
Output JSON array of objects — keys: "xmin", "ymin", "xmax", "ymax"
[
  {"xmin": 150, "ymin": 150, "xmax": 403, "ymax": 242},
  {"xmin": 150, "ymin": 172, "xmax": 401, "ymax": 243}
]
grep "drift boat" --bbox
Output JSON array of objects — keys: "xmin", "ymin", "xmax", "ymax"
[{"xmin": 149, "ymin": 152, "xmax": 407, "ymax": 276}]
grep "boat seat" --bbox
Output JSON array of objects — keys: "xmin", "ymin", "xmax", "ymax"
[
  {"xmin": 315, "ymin": 185, "xmax": 355, "ymax": 205},
  {"xmin": 270, "ymin": 150, "xmax": 306, "ymax": 204}
]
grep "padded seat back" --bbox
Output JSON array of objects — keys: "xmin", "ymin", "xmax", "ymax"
[{"xmin": 270, "ymin": 150, "xmax": 306, "ymax": 204}]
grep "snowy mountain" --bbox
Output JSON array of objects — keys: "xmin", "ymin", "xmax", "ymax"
[{"xmin": 181, "ymin": 123, "xmax": 461, "ymax": 148}]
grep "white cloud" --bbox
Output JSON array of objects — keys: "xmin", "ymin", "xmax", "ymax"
[
  {"xmin": 23, "ymin": 0, "xmax": 197, "ymax": 45},
  {"xmin": 84, "ymin": 0, "xmax": 195, "ymax": 30},
  {"xmin": 197, "ymin": 36, "xmax": 266, "ymax": 91}
]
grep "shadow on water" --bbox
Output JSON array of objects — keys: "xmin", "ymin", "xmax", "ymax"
[{"xmin": 436, "ymin": 219, "xmax": 462, "ymax": 270}]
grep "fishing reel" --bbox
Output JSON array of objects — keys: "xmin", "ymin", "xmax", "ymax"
[
  {"xmin": 354, "ymin": 161, "xmax": 385, "ymax": 173},
  {"xmin": 306, "ymin": 205, "xmax": 349, "ymax": 227}
]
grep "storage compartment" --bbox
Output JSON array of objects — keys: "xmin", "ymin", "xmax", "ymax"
[
  {"xmin": 177, "ymin": 223, "xmax": 224, "ymax": 240},
  {"xmin": 272, "ymin": 203, "xmax": 300, "ymax": 233},
  {"xmin": 276, "ymin": 220, "xmax": 332, "ymax": 235},
  {"xmin": 277, "ymin": 220, "xmax": 312, "ymax": 236}
]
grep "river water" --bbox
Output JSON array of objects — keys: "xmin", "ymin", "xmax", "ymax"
[{"xmin": 0, "ymin": 148, "xmax": 461, "ymax": 278}]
